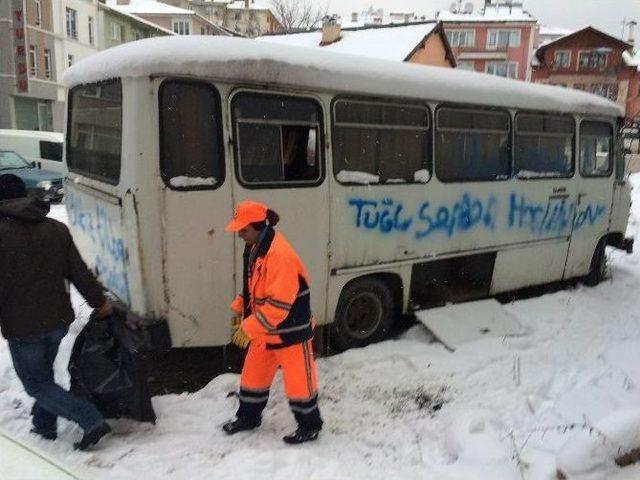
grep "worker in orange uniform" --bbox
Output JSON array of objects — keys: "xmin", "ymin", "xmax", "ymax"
[{"xmin": 223, "ymin": 200, "xmax": 323, "ymax": 444}]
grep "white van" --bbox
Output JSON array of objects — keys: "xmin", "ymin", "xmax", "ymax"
[
  {"xmin": 62, "ymin": 37, "xmax": 633, "ymax": 353},
  {"xmin": 0, "ymin": 129, "xmax": 65, "ymax": 174}
]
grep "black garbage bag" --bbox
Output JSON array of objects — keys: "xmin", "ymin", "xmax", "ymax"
[{"xmin": 68, "ymin": 309, "xmax": 156, "ymax": 423}]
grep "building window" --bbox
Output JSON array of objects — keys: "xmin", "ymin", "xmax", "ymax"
[
  {"xmin": 173, "ymin": 19, "xmax": 190, "ymax": 35},
  {"xmin": 89, "ymin": 17, "xmax": 95, "ymax": 45},
  {"xmin": 43, "ymin": 48, "xmax": 51, "ymax": 79},
  {"xmin": 578, "ymin": 51, "xmax": 607, "ymax": 70},
  {"xmin": 160, "ymin": 80, "xmax": 225, "ymax": 190},
  {"xmin": 34, "ymin": 0, "xmax": 42, "ymax": 26},
  {"xmin": 456, "ymin": 61, "xmax": 475, "ymax": 71},
  {"xmin": 514, "ymin": 114, "xmax": 574, "ymax": 178},
  {"xmin": 28, "ymin": 45, "xmax": 37, "ymax": 77},
  {"xmin": 232, "ymin": 92, "xmax": 323, "ymax": 187},
  {"xmin": 487, "ymin": 29, "xmax": 520, "ymax": 48},
  {"xmin": 68, "ymin": 54, "xmax": 74, "ymax": 67},
  {"xmin": 333, "ymin": 99, "xmax": 431, "ymax": 184},
  {"xmin": 486, "ymin": 62, "xmax": 518, "ymax": 79},
  {"xmin": 111, "ymin": 23, "xmax": 123, "ymax": 41},
  {"xmin": 66, "ymin": 8, "xmax": 77, "ymax": 39},
  {"xmin": 435, "ymin": 107, "xmax": 511, "ymax": 182},
  {"xmin": 591, "ymin": 83, "xmax": 618, "ymax": 101},
  {"xmin": 446, "ymin": 29, "xmax": 475, "ymax": 47},
  {"xmin": 553, "ymin": 50, "xmax": 571, "ymax": 68}
]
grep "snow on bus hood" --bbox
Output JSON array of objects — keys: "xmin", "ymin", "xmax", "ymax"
[{"xmin": 63, "ymin": 36, "xmax": 623, "ymax": 118}]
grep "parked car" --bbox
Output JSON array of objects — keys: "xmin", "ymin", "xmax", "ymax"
[
  {"xmin": 0, "ymin": 129, "xmax": 65, "ymax": 174},
  {"xmin": 0, "ymin": 150, "xmax": 63, "ymax": 202}
]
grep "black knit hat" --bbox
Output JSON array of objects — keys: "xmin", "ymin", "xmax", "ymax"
[{"xmin": 0, "ymin": 174, "xmax": 27, "ymax": 201}]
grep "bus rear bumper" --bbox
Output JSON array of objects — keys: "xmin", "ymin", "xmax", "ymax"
[{"xmin": 607, "ymin": 235, "xmax": 634, "ymax": 254}]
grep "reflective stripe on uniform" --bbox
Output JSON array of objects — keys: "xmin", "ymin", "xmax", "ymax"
[
  {"xmin": 266, "ymin": 322, "xmax": 311, "ymax": 335},
  {"xmin": 289, "ymin": 403, "xmax": 318, "ymax": 414},
  {"xmin": 266, "ymin": 297, "xmax": 293, "ymax": 311},
  {"xmin": 239, "ymin": 394, "xmax": 270, "ymax": 403},
  {"xmin": 255, "ymin": 310, "xmax": 275, "ymax": 331}
]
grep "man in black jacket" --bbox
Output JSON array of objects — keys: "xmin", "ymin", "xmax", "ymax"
[{"xmin": 0, "ymin": 174, "xmax": 113, "ymax": 450}]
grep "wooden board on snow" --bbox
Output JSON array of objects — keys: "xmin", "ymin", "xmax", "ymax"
[{"xmin": 415, "ymin": 299, "xmax": 523, "ymax": 350}]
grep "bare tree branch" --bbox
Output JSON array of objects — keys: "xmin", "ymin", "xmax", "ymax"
[{"xmin": 270, "ymin": 0, "xmax": 328, "ymax": 32}]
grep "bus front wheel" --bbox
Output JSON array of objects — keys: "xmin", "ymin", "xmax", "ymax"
[{"xmin": 331, "ymin": 277, "xmax": 395, "ymax": 351}]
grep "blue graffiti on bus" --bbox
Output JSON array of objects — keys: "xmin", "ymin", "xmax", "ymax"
[
  {"xmin": 66, "ymin": 191, "xmax": 130, "ymax": 303},
  {"xmin": 348, "ymin": 198, "xmax": 413, "ymax": 233},
  {"xmin": 347, "ymin": 192, "xmax": 607, "ymax": 240},
  {"xmin": 508, "ymin": 193, "xmax": 606, "ymax": 234},
  {"xmin": 415, "ymin": 193, "xmax": 497, "ymax": 239}
]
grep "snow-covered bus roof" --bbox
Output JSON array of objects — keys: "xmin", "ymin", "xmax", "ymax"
[{"xmin": 63, "ymin": 36, "xmax": 623, "ymax": 118}]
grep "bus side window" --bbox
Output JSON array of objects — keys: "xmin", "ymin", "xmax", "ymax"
[
  {"xmin": 514, "ymin": 114, "xmax": 574, "ymax": 179},
  {"xmin": 159, "ymin": 80, "xmax": 224, "ymax": 190},
  {"xmin": 333, "ymin": 99, "xmax": 431, "ymax": 184},
  {"xmin": 580, "ymin": 121, "xmax": 612, "ymax": 177},
  {"xmin": 232, "ymin": 92, "xmax": 323, "ymax": 187},
  {"xmin": 67, "ymin": 80, "xmax": 122, "ymax": 185},
  {"xmin": 435, "ymin": 107, "xmax": 510, "ymax": 182}
]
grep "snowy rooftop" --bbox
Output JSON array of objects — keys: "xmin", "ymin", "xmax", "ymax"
[
  {"xmin": 64, "ymin": 36, "xmax": 623, "ymax": 118},
  {"xmin": 100, "ymin": 3, "xmax": 176, "ymax": 35},
  {"xmin": 259, "ymin": 23, "xmax": 440, "ymax": 62},
  {"xmin": 623, "ymin": 50, "xmax": 640, "ymax": 71},
  {"xmin": 438, "ymin": 3, "xmax": 536, "ymax": 23},
  {"xmin": 539, "ymin": 26, "xmax": 575, "ymax": 37},
  {"xmin": 105, "ymin": 0, "xmax": 193, "ymax": 15}
]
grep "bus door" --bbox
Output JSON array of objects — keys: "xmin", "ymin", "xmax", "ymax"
[
  {"xmin": 157, "ymin": 79, "xmax": 234, "ymax": 347},
  {"xmin": 564, "ymin": 120, "xmax": 616, "ymax": 279},
  {"xmin": 228, "ymin": 90, "xmax": 329, "ymax": 323},
  {"xmin": 491, "ymin": 113, "xmax": 578, "ymax": 292}
]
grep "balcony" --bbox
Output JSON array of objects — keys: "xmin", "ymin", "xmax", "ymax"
[{"xmin": 454, "ymin": 46, "xmax": 509, "ymax": 61}]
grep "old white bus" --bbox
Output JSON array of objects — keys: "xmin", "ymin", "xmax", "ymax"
[{"xmin": 63, "ymin": 36, "xmax": 633, "ymax": 352}]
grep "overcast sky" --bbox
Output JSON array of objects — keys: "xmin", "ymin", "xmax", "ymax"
[{"xmin": 318, "ymin": 0, "xmax": 640, "ymax": 44}]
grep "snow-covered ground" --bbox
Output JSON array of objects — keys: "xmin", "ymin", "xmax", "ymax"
[{"xmin": 2, "ymin": 176, "xmax": 640, "ymax": 479}]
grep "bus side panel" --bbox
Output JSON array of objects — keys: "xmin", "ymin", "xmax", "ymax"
[
  {"xmin": 65, "ymin": 183, "xmax": 131, "ymax": 305},
  {"xmin": 490, "ymin": 243, "xmax": 568, "ymax": 294}
]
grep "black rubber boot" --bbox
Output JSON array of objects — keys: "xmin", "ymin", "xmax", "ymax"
[
  {"xmin": 282, "ymin": 426, "xmax": 321, "ymax": 445},
  {"xmin": 222, "ymin": 418, "xmax": 261, "ymax": 435},
  {"xmin": 74, "ymin": 422, "xmax": 112, "ymax": 451}
]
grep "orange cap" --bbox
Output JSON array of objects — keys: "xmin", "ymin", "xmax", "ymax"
[{"xmin": 225, "ymin": 200, "xmax": 268, "ymax": 232}]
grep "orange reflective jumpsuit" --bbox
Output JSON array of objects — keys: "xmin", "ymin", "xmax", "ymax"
[{"xmin": 231, "ymin": 226, "xmax": 322, "ymax": 430}]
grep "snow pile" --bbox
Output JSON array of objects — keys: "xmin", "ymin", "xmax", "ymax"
[
  {"xmin": 556, "ymin": 410, "xmax": 640, "ymax": 479},
  {"xmin": 1, "ymin": 176, "xmax": 640, "ymax": 478},
  {"xmin": 336, "ymin": 170, "xmax": 380, "ymax": 184},
  {"xmin": 169, "ymin": 176, "xmax": 217, "ymax": 188},
  {"xmin": 414, "ymin": 169, "xmax": 431, "ymax": 183},
  {"xmin": 516, "ymin": 169, "xmax": 566, "ymax": 179}
]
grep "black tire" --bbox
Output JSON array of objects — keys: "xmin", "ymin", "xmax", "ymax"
[
  {"xmin": 331, "ymin": 277, "xmax": 395, "ymax": 351},
  {"xmin": 583, "ymin": 239, "xmax": 607, "ymax": 287}
]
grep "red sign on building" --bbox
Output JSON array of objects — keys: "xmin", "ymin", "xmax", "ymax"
[{"xmin": 13, "ymin": 0, "xmax": 28, "ymax": 93}]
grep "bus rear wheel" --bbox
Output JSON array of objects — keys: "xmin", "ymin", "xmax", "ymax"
[
  {"xmin": 331, "ymin": 277, "xmax": 395, "ymax": 351},
  {"xmin": 583, "ymin": 238, "xmax": 607, "ymax": 287}
]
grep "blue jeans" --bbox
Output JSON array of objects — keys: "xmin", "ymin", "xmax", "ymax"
[{"xmin": 8, "ymin": 327, "xmax": 104, "ymax": 433}]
